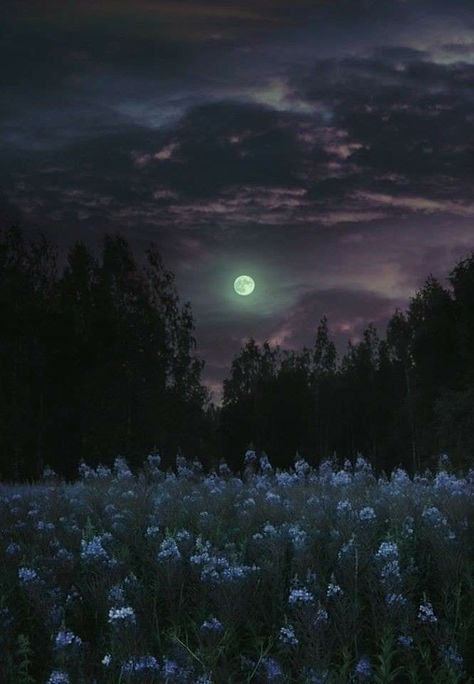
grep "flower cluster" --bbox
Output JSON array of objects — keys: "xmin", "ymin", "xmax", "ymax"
[
  {"xmin": 279, "ymin": 624, "xmax": 298, "ymax": 646},
  {"xmin": 0, "ymin": 452, "xmax": 471, "ymax": 682},
  {"xmin": 54, "ymin": 629, "xmax": 82, "ymax": 649},
  {"xmin": 108, "ymin": 605, "xmax": 136, "ymax": 626},
  {"xmin": 18, "ymin": 566, "xmax": 39, "ymax": 584},
  {"xmin": 288, "ymin": 587, "xmax": 314, "ymax": 606},
  {"xmin": 120, "ymin": 655, "xmax": 160, "ymax": 675},
  {"xmin": 418, "ymin": 600, "xmax": 437, "ymax": 624}
]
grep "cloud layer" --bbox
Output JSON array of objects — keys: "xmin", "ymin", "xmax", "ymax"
[{"xmin": 2, "ymin": 0, "xmax": 473, "ymax": 402}]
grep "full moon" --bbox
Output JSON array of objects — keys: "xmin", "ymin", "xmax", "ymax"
[{"xmin": 234, "ymin": 274, "xmax": 255, "ymax": 296}]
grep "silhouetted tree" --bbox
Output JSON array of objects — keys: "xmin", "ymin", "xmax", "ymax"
[{"xmin": 0, "ymin": 227, "xmax": 211, "ymax": 480}]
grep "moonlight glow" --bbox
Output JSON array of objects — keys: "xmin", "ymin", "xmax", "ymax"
[{"xmin": 234, "ymin": 275, "xmax": 255, "ymax": 296}]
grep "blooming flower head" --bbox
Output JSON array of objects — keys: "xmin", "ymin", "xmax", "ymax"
[
  {"xmin": 375, "ymin": 541, "xmax": 399, "ymax": 562},
  {"xmin": 418, "ymin": 600, "xmax": 437, "ymax": 623},
  {"xmin": 201, "ymin": 617, "xmax": 224, "ymax": 634},
  {"xmin": 288, "ymin": 587, "xmax": 314, "ymax": 606},
  {"xmin": 244, "ymin": 449, "xmax": 257, "ymax": 465},
  {"xmin": 259, "ymin": 453, "xmax": 273, "ymax": 474},
  {"xmin": 279, "ymin": 624, "xmax": 298, "ymax": 646},
  {"xmin": 108, "ymin": 605, "xmax": 136, "ymax": 626},
  {"xmin": 385, "ymin": 593, "xmax": 408, "ymax": 608},
  {"xmin": 6, "ymin": 542, "xmax": 21, "ymax": 555},
  {"xmin": 355, "ymin": 456, "xmax": 372, "ymax": 473},
  {"xmin": 145, "ymin": 525, "xmax": 161, "ymax": 539},
  {"xmin": 262, "ymin": 656, "xmax": 283, "ymax": 681},
  {"xmin": 327, "ymin": 581, "xmax": 344, "ymax": 599},
  {"xmin": 161, "ymin": 658, "xmax": 185, "ymax": 678},
  {"xmin": 54, "ymin": 629, "xmax": 82, "ymax": 649},
  {"xmin": 440, "ymin": 644, "xmax": 464, "ymax": 671},
  {"xmin": 422, "ymin": 506, "xmax": 449, "ymax": 530},
  {"xmin": 102, "ymin": 654, "xmax": 112, "ymax": 666},
  {"xmin": 147, "ymin": 452, "xmax": 161, "ymax": 469},
  {"xmin": 355, "ymin": 656, "xmax": 372, "ymax": 679},
  {"xmin": 359, "ymin": 506, "xmax": 376, "ymax": 521},
  {"xmin": 287, "ymin": 524, "xmax": 307, "ymax": 550},
  {"xmin": 113, "ymin": 456, "xmax": 133, "ymax": 480},
  {"xmin": 121, "ymin": 655, "xmax": 160, "ymax": 675},
  {"xmin": 398, "ymin": 635, "xmax": 413, "ymax": 648},
  {"xmin": 265, "ymin": 491, "xmax": 281, "ymax": 504},
  {"xmin": 332, "ymin": 470, "xmax": 352, "ymax": 486},
  {"xmin": 18, "ymin": 567, "xmax": 39, "ymax": 584},
  {"xmin": 336, "ymin": 499, "xmax": 352, "ymax": 515},
  {"xmin": 80, "ymin": 536, "xmax": 109, "ymax": 562},
  {"xmin": 46, "ymin": 672, "xmax": 70, "ymax": 684},
  {"xmin": 158, "ymin": 537, "xmax": 181, "ymax": 561}
]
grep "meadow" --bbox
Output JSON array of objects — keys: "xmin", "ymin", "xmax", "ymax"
[{"xmin": 1, "ymin": 452, "xmax": 473, "ymax": 683}]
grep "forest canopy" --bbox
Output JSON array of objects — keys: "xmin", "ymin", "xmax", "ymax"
[{"xmin": 1, "ymin": 226, "xmax": 473, "ymax": 481}]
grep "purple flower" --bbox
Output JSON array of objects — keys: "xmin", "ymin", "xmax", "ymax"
[
  {"xmin": 355, "ymin": 656, "xmax": 372, "ymax": 679},
  {"xmin": 54, "ymin": 629, "xmax": 82, "ymax": 649},
  {"xmin": 262, "ymin": 656, "xmax": 283, "ymax": 681},
  {"xmin": 398, "ymin": 635, "xmax": 414, "ymax": 648},
  {"xmin": 279, "ymin": 624, "xmax": 298, "ymax": 646},
  {"xmin": 418, "ymin": 600, "xmax": 437, "ymax": 624},
  {"xmin": 201, "ymin": 617, "xmax": 224, "ymax": 634},
  {"xmin": 46, "ymin": 672, "xmax": 70, "ymax": 684},
  {"xmin": 288, "ymin": 587, "xmax": 314, "ymax": 606},
  {"xmin": 441, "ymin": 644, "xmax": 464, "ymax": 671},
  {"xmin": 121, "ymin": 655, "xmax": 160, "ymax": 674},
  {"xmin": 18, "ymin": 567, "xmax": 39, "ymax": 584}
]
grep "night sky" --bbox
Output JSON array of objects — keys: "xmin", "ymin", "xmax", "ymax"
[{"xmin": 2, "ymin": 1, "xmax": 474, "ymax": 403}]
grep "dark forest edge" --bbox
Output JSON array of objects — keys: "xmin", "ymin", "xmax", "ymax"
[{"xmin": 1, "ymin": 225, "xmax": 474, "ymax": 482}]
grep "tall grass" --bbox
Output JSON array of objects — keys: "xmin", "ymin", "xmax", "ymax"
[{"xmin": 0, "ymin": 453, "xmax": 473, "ymax": 682}]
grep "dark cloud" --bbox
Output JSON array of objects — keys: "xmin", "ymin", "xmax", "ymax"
[
  {"xmin": 1, "ymin": 0, "xmax": 473, "ymax": 403},
  {"xmin": 295, "ymin": 51, "xmax": 474, "ymax": 185},
  {"xmin": 137, "ymin": 101, "xmax": 325, "ymax": 197}
]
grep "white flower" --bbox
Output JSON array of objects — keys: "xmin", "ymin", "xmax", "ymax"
[
  {"xmin": 385, "ymin": 593, "xmax": 408, "ymax": 608},
  {"xmin": 80, "ymin": 536, "xmax": 109, "ymax": 562},
  {"xmin": 359, "ymin": 506, "xmax": 376, "ymax": 521},
  {"xmin": 331, "ymin": 470, "xmax": 352, "ymax": 486},
  {"xmin": 279, "ymin": 624, "xmax": 298, "ymax": 645},
  {"xmin": 158, "ymin": 537, "xmax": 181, "ymax": 561},
  {"xmin": 288, "ymin": 587, "xmax": 314, "ymax": 606},
  {"xmin": 375, "ymin": 541, "xmax": 399, "ymax": 562},
  {"xmin": 287, "ymin": 524, "xmax": 307, "ymax": 550},
  {"xmin": 54, "ymin": 629, "xmax": 82, "ymax": 649},
  {"xmin": 418, "ymin": 600, "xmax": 437, "ymax": 623},
  {"xmin": 18, "ymin": 567, "xmax": 39, "ymax": 584},
  {"xmin": 145, "ymin": 525, "xmax": 161, "ymax": 539},
  {"xmin": 108, "ymin": 606, "xmax": 136, "ymax": 625},
  {"xmin": 422, "ymin": 506, "xmax": 448, "ymax": 528},
  {"xmin": 47, "ymin": 671, "xmax": 70, "ymax": 684},
  {"xmin": 327, "ymin": 582, "xmax": 344, "ymax": 598},
  {"xmin": 336, "ymin": 499, "xmax": 352, "ymax": 515}
]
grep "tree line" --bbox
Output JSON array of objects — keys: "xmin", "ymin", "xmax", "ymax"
[
  {"xmin": 221, "ymin": 267, "xmax": 474, "ymax": 473},
  {"xmin": 1, "ymin": 226, "xmax": 473, "ymax": 480},
  {"xmin": 0, "ymin": 226, "xmax": 215, "ymax": 480}
]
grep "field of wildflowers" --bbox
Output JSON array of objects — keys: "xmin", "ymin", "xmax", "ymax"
[{"xmin": 1, "ymin": 452, "xmax": 473, "ymax": 683}]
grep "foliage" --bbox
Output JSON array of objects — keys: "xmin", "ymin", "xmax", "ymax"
[
  {"xmin": 0, "ymin": 453, "xmax": 473, "ymax": 682},
  {"xmin": 0, "ymin": 226, "xmax": 212, "ymax": 480}
]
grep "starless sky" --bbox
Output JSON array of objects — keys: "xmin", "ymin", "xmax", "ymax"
[{"xmin": 2, "ymin": 0, "xmax": 474, "ymax": 403}]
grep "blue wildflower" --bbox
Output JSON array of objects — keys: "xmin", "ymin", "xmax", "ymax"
[
  {"xmin": 355, "ymin": 656, "xmax": 372, "ymax": 679},
  {"xmin": 262, "ymin": 656, "xmax": 283, "ymax": 681},
  {"xmin": 46, "ymin": 671, "xmax": 70, "ymax": 684}
]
